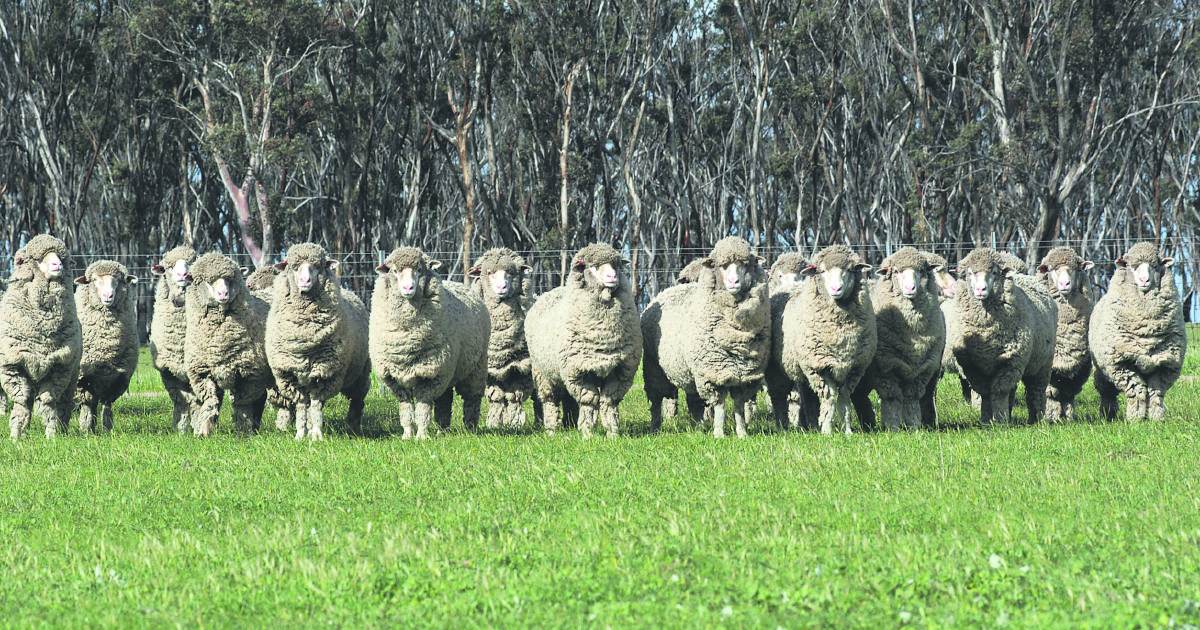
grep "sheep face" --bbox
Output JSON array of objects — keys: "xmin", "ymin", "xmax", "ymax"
[
  {"xmin": 933, "ymin": 268, "xmax": 957, "ymax": 299},
  {"xmin": 1039, "ymin": 261, "xmax": 1093, "ymax": 298},
  {"xmin": 585, "ymin": 261, "xmax": 622, "ymax": 289},
  {"xmin": 376, "ymin": 252, "xmax": 441, "ymax": 301},
  {"xmin": 485, "ymin": 266, "xmax": 527, "ymax": 299},
  {"xmin": 961, "ymin": 266, "xmax": 1008, "ymax": 301},
  {"xmin": 280, "ymin": 259, "xmax": 336, "ymax": 295},
  {"xmin": 187, "ymin": 255, "xmax": 247, "ymax": 312},
  {"xmin": 77, "ymin": 269, "xmax": 137, "ymax": 308},
  {"xmin": 881, "ymin": 266, "xmax": 928, "ymax": 299},
  {"xmin": 711, "ymin": 260, "xmax": 753, "ymax": 295},
  {"xmin": 804, "ymin": 259, "xmax": 868, "ymax": 303},
  {"xmin": 1118, "ymin": 254, "xmax": 1172, "ymax": 294},
  {"xmin": 38, "ymin": 251, "xmax": 65, "ymax": 280},
  {"xmin": 153, "ymin": 259, "xmax": 192, "ymax": 290}
]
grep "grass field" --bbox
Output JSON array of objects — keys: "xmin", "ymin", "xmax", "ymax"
[{"xmin": 3, "ymin": 336, "xmax": 1200, "ymax": 628}]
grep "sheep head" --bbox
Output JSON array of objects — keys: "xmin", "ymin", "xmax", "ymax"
[
  {"xmin": 768, "ymin": 252, "xmax": 809, "ymax": 292},
  {"xmin": 13, "ymin": 234, "xmax": 70, "ymax": 283},
  {"xmin": 76, "ymin": 260, "xmax": 137, "ymax": 309},
  {"xmin": 153, "ymin": 246, "xmax": 197, "ymax": 298},
  {"xmin": 698, "ymin": 236, "xmax": 766, "ymax": 299},
  {"xmin": 568, "ymin": 243, "xmax": 629, "ymax": 301},
  {"xmin": 274, "ymin": 242, "xmax": 338, "ymax": 297},
  {"xmin": 876, "ymin": 246, "xmax": 937, "ymax": 300},
  {"xmin": 675, "ymin": 258, "xmax": 706, "ymax": 285},
  {"xmin": 187, "ymin": 252, "xmax": 247, "ymax": 311},
  {"xmin": 956, "ymin": 248, "xmax": 1013, "ymax": 303},
  {"xmin": 1116, "ymin": 242, "xmax": 1173, "ymax": 295},
  {"xmin": 1038, "ymin": 247, "xmax": 1093, "ymax": 299},
  {"xmin": 804, "ymin": 245, "xmax": 870, "ymax": 303},
  {"xmin": 469, "ymin": 247, "xmax": 530, "ymax": 300},
  {"xmin": 376, "ymin": 247, "xmax": 442, "ymax": 300},
  {"xmin": 245, "ymin": 265, "xmax": 280, "ymax": 291},
  {"xmin": 923, "ymin": 252, "xmax": 957, "ymax": 299}
]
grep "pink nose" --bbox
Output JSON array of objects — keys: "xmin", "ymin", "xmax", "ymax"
[{"xmin": 101, "ymin": 289, "xmax": 114, "ymax": 302}]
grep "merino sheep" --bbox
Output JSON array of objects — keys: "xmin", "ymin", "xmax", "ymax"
[
  {"xmin": 469, "ymin": 247, "xmax": 534, "ymax": 429},
  {"xmin": 675, "ymin": 258, "xmax": 707, "ymax": 284},
  {"xmin": 149, "ymin": 246, "xmax": 197, "ymax": 433},
  {"xmin": 525, "ymin": 243, "xmax": 642, "ymax": 437},
  {"xmin": 762, "ymin": 252, "xmax": 817, "ymax": 430},
  {"xmin": 921, "ymin": 252, "xmax": 959, "ymax": 427},
  {"xmin": 245, "ymin": 265, "xmax": 280, "ymax": 293},
  {"xmin": 642, "ymin": 237, "xmax": 771, "ymax": 438},
  {"xmin": 1089, "ymin": 242, "xmax": 1187, "ymax": 420},
  {"xmin": 265, "ymin": 243, "xmax": 371, "ymax": 441},
  {"xmin": 74, "ymin": 260, "xmax": 139, "ymax": 433},
  {"xmin": 851, "ymin": 247, "xmax": 946, "ymax": 431},
  {"xmin": 1037, "ymin": 247, "xmax": 1095, "ymax": 421},
  {"xmin": 370, "ymin": 247, "xmax": 490, "ymax": 439},
  {"xmin": 767, "ymin": 245, "xmax": 877, "ymax": 434},
  {"xmin": 948, "ymin": 248, "xmax": 1057, "ymax": 425},
  {"xmin": 0, "ymin": 235, "xmax": 84, "ymax": 439},
  {"xmin": 185, "ymin": 253, "xmax": 273, "ymax": 436}
]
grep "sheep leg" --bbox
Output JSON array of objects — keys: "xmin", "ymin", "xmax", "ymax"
[
  {"xmin": 78, "ymin": 397, "xmax": 98, "ymax": 434},
  {"xmin": 35, "ymin": 392, "xmax": 64, "ymax": 438},
  {"xmin": 813, "ymin": 378, "xmax": 838, "ymax": 435},
  {"xmin": 1093, "ymin": 368, "xmax": 1119, "ymax": 421},
  {"xmin": 598, "ymin": 399, "xmax": 620, "ymax": 438},
  {"xmin": 294, "ymin": 400, "xmax": 310, "ymax": 440},
  {"xmin": 161, "ymin": 372, "xmax": 193, "ymax": 433},
  {"xmin": 836, "ymin": 386, "xmax": 854, "ymax": 435},
  {"xmin": 1023, "ymin": 376, "xmax": 1050, "ymax": 424},
  {"xmin": 414, "ymin": 400, "xmax": 434, "ymax": 439},
  {"xmin": 648, "ymin": 395, "xmax": 664, "ymax": 433},
  {"xmin": 541, "ymin": 398, "xmax": 560, "ymax": 435},
  {"xmin": 345, "ymin": 396, "xmax": 365, "ymax": 435},
  {"xmin": 879, "ymin": 397, "xmax": 903, "ymax": 432},
  {"xmin": 461, "ymin": 394, "xmax": 482, "ymax": 432},
  {"xmin": 433, "ymin": 389, "xmax": 454, "ymax": 432},
  {"xmin": 577, "ymin": 404, "xmax": 598, "ymax": 438},
  {"xmin": 192, "ymin": 380, "xmax": 222, "ymax": 437},
  {"xmin": 712, "ymin": 398, "xmax": 726, "ymax": 438},
  {"xmin": 850, "ymin": 383, "xmax": 877, "ymax": 432},
  {"xmin": 920, "ymin": 371, "xmax": 940, "ymax": 428},
  {"xmin": 732, "ymin": 391, "xmax": 753, "ymax": 438},
  {"xmin": 685, "ymin": 392, "xmax": 706, "ymax": 430},
  {"xmin": 902, "ymin": 398, "xmax": 922, "ymax": 430},
  {"xmin": 6, "ymin": 375, "xmax": 32, "ymax": 440},
  {"xmin": 275, "ymin": 405, "xmax": 293, "ymax": 431},
  {"xmin": 1147, "ymin": 388, "xmax": 1166, "ymax": 420},
  {"xmin": 397, "ymin": 400, "xmax": 415, "ymax": 439},
  {"xmin": 485, "ymin": 399, "xmax": 503, "ymax": 429},
  {"xmin": 661, "ymin": 397, "xmax": 678, "ymax": 419},
  {"xmin": 101, "ymin": 403, "xmax": 114, "ymax": 432},
  {"xmin": 308, "ymin": 399, "xmax": 325, "ymax": 441}
]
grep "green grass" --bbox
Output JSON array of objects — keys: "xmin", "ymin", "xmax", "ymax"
[{"xmin": 3, "ymin": 346, "xmax": 1200, "ymax": 628}]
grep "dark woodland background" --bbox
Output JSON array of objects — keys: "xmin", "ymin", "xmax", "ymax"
[{"xmin": 3, "ymin": 0, "xmax": 1199, "ymax": 325}]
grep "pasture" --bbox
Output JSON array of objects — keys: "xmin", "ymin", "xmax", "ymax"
[{"xmin": 2, "ymin": 337, "xmax": 1200, "ymax": 628}]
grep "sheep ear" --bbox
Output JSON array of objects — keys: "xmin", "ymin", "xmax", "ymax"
[
  {"xmin": 429, "ymin": 260, "xmax": 443, "ymax": 272},
  {"xmin": 701, "ymin": 257, "xmax": 716, "ymax": 269},
  {"xmin": 1082, "ymin": 261, "xmax": 1094, "ymax": 271},
  {"xmin": 1162, "ymin": 257, "xmax": 1175, "ymax": 268},
  {"xmin": 875, "ymin": 266, "xmax": 890, "ymax": 277},
  {"xmin": 274, "ymin": 261, "xmax": 288, "ymax": 272},
  {"xmin": 1003, "ymin": 268, "xmax": 1016, "ymax": 278},
  {"xmin": 1114, "ymin": 257, "xmax": 1128, "ymax": 269},
  {"xmin": 127, "ymin": 275, "xmax": 138, "ymax": 285},
  {"xmin": 521, "ymin": 264, "xmax": 532, "ymax": 276},
  {"xmin": 326, "ymin": 259, "xmax": 339, "ymax": 272},
  {"xmin": 622, "ymin": 258, "xmax": 632, "ymax": 268},
  {"xmin": 857, "ymin": 263, "xmax": 872, "ymax": 274},
  {"xmin": 1036, "ymin": 264, "xmax": 1050, "ymax": 274},
  {"xmin": 468, "ymin": 265, "xmax": 481, "ymax": 279},
  {"xmin": 151, "ymin": 264, "xmax": 166, "ymax": 276},
  {"xmin": 801, "ymin": 265, "xmax": 819, "ymax": 277},
  {"xmin": 74, "ymin": 275, "xmax": 89, "ymax": 286},
  {"xmin": 240, "ymin": 267, "xmax": 249, "ymax": 277},
  {"xmin": 375, "ymin": 263, "xmax": 390, "ymax": 274}
]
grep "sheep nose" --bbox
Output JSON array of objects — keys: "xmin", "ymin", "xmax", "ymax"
[{"xmin": 1058, "ymin": 280, "xmax": 1072, "ymax": 291}]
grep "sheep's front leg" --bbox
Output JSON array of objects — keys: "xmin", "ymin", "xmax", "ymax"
[
  {"xmin": 308, "ymin": 399, "xmax": 325, "ymax": 441},
  {"xmin": 732, "ymin": 391, "xmax": 753, "ymax": 438},
  {"xmin": 6, "ymin": 375, "xmax": 32, "ymax": 440},
  {"xmin": 192, "ymin": 379, "xmax": 222, "ymax": 437},
  {"xmin": 598, "ymin": 398, "xmax": 620, "ymax": 438},
  {"xmin": 78, "ymin": 397, "xmax": 99, "ymax": 433},
  {"xmin": 577, "ymin": 404, "xmax": 599, "ymax": 438},
  {"xmin": 711, "ymin": 398, "xmax": 727, "ymax": 438},
  {"xmin": 397, "ymin": 400, "xmax": 416, "ymax": 439},
  {"xmin": 811, "ymin": 376, "xmax": 839, "ymax": 435},
  {"xmin": 414, "ymin": 400, "xmax": 434, "ymax": 439},
  {"xmin": 293, "ymin": 400, "xmax": 310, "ymax": 440}
]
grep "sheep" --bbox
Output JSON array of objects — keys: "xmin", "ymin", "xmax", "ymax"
[
  {"xmin": 920, "ymin": 252, "xmax": 959, "ymax": 427},
  {"xmin": 0, "ymin": 235, "xmax": 84, "ymax": 439},
  {"xmin": 767, "ymin": 245, "xmax": 877, "ymax": 434},
  {"xmin": 265, "ymin": 243, "xmax": 371, "ymax": 441},
  {"xmin": 1037, "ymin": 247, "xmax": 1095, "ymax": 421},
  {"xmin": 762, "ymin": 252, "xmax": 818, "ymax": 430},
  {"xmin": 74, "ymin": 260, "xmax": 140, "ymax": 433},
  {"xmin": 948, "ymin": 248, "xmax": 1057, "ymax": 425},
  {"xmin": 1089, "ymin": 242, "xmax": 1187, "ymax": 421},
  {"xmin": 184, "ymin": 252, "xmax": 273, "ymax": 436},
  {"xmin": 525, "ymin": 243, "xmax": 643, "ymax": 437},
  {"xmin": 675, "ymin": 258, "xmax": 707, "ymax": 284},
  {"xmin": 245, "ymin": 264, "xmax": 280, "ymax": 293},
  {"xmin": 469, "ymin": 247, "xmax": 534, "ymax": 429},
  {"xmin": 851, "ymin": 247, "xmax": 946, "ymax": 431},
  {"xmin": 149, "ymin": 246, "xmax": 197, "ymax": 433},
  {"xmin": 369, "ymin": 247, "xmax": 490, "ymax": 439},
  {"xmin": 641, "ymin": 237, "xmax": 771, "ymax": 438}
]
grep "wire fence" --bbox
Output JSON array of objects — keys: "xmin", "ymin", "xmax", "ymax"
[{"xmin": 9, "ymin": 242, "xmax": 1199, "ymax": 345}]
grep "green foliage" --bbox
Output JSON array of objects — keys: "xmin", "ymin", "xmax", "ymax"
[{"xmin": 3, "ymin": 345, "xmax": 1200, "ymax": 626}]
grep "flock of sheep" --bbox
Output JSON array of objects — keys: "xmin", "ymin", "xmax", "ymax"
[{"xmin": 0, "ymin": 233, "xmax": 1188, "ymax": 440}]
